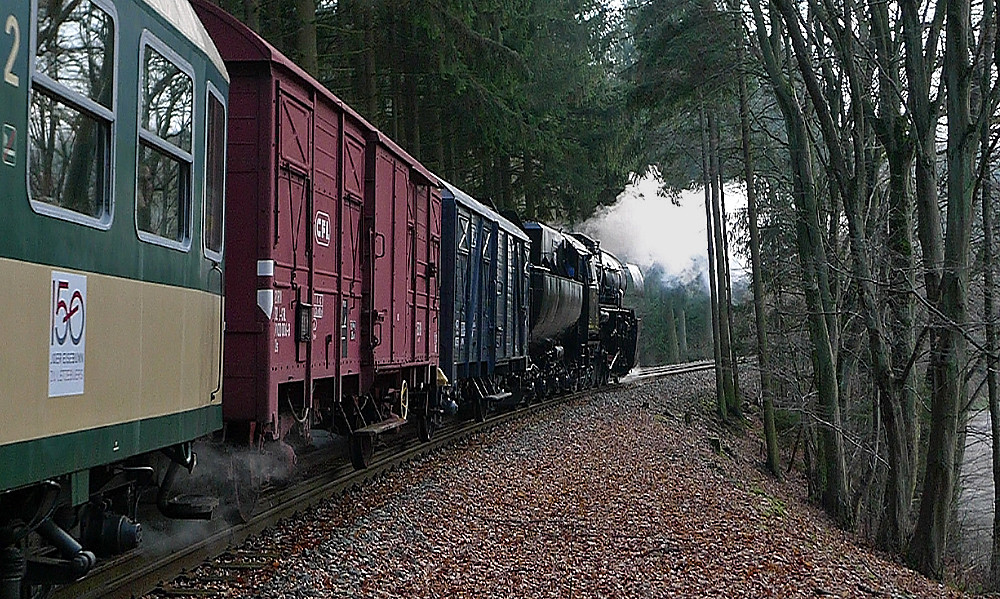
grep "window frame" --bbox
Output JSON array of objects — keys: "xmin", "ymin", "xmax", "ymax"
[
  {"xmin": 202, "ymin": 81, "xmax": 226, "ymax": 263},
  {"xmin": 134, "ymin": 30, "xmax": 196, "ymax": 252},
  {"xmin": 27, "ymin": 0, "xmax": 119, "ymax": 230},
  {"xmin": 457, "ymin": 211, "xmax": 471, "ymax": 255}
]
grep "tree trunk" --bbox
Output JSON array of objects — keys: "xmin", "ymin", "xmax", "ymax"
[
  {"xmin": 708, "ymin": 110, "xmax": 738, "ymax": 418},
  {"xmin": 497, "ymin": 154, "xmax": 512, "ymax": 209},
  {"xmin": 738, "ymin": 23, "xmax": 780, "ymax": 476},
  {"xmin": 868, "ymin": 0, "xmax": 919, "ymax": 554},
  {"xmin": 356, "ymin": 0, "xmax": 377, "ymax": 121},
  {"xmin": 980, "ymin": 0, "xmax": 1000, "ymax": 586},
  {"xmin": 701, "ymin": 108, "xmax": 726, "ymax": 421},
  {"xmin": 401, "ymin": 14, "xmax": 420, "ymax": 154},
  {"xmin": 678, "ymin": 307, "xmax": 688, "ymax": 359},
  {"xmin": 293, "ymin": 0, "xmax": 318, "ymax": 76},
  {"xmin": 243, "ymin": 0, "xmax": 261, "ymax": 32},
  {"xmin": 523, "ymin": 152, "xmax": 535, "ymax": 217},
  {"xmin": 390, "ymin": 13, "xmax": 401, "ymax": 140},
  {"xmin": 909, "ymin": 0, "xmax": 975, "ymax": 577},
  {"xmin": 665, "ymin": 305, "xmax": 680, "ymax": 364},
  {"xmin": 748, "ymin": 0, "xmax": 850, "ymax": 525},
  {"xmin": 432, "ymin": 102, "xmax": 445, "ymax": 175},
  {"xmin": 985, "ymin": 140, "xmax": 1000, "ymax": 590},
  {"xmin": 714, "ymin": 117, "xmax": 742, "ymax": 418}
]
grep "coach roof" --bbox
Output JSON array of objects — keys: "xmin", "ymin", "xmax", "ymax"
[{"xmin": 144, "ymin": 0, "xmax": 229, "ymax": 81}]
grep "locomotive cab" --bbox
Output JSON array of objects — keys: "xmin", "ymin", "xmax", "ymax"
[{"xmin": 522, "ymin": 222, "xmax": 604, "ymax": 393}]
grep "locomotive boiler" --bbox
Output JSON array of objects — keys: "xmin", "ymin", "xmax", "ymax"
[{"xmin": 0, "ymin": 0, "xmax": 646, "ymax": 593}]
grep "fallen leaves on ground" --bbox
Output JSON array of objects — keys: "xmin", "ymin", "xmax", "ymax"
[{"xmin": 153, "ymin": 371, "xmax": 971, "ymax": 598}]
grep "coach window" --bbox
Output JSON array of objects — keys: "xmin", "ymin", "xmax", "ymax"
[
  {"xmin": 203, "ymin": 84, "xmax": 226, "ymax": 261},
  {"xmin": 28, "ymin": 0, "xmax": 116, "ymax": 226},
  {"xmin": 136, "ymin": 34, "xmax": 193, "ymax": 250}
]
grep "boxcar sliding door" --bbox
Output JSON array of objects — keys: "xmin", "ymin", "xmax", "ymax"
[{"xmin": 274, "ymin": 88, "xmax": 313, "ymax": 379}]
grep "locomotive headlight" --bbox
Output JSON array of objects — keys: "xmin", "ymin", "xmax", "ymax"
[{"xmin": 296, "ymin": 302, "xmax": 313, "ymax": 343}]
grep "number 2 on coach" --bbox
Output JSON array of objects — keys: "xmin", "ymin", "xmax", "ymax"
[{"xmin": 4, "ymin": 15, "xmax": 20, "ymax": 88}]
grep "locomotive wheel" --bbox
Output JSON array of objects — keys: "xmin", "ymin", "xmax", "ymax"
[
  {"xmin": 349, "ymin": 434, "xmax": 373, "ymax": 470},
  {"xmin": 17, "ymin": 531, "xmax": 54, "ymax": 599}
]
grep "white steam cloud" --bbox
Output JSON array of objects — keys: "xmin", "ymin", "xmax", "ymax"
[{"xmin": 579, "ymin": 171, "xmax": 747, "ymax": 284}]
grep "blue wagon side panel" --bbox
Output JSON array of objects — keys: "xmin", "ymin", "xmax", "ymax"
[
  {"xmin": 439, "ymin": 194, "xmax": 458, "ymax": 383},
  {"xmin": 439, "ymin": 182, "xmax": 530, "ymax": 383}
]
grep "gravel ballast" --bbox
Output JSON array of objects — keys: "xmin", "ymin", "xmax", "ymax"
[{"xmin": 150, "ymin": 370, "xmax": 966, "ymax": 598}]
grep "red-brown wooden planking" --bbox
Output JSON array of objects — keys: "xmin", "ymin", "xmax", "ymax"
[{"xmin": 192, "ymin": 0, "xmax": 441, "ymax": 442}]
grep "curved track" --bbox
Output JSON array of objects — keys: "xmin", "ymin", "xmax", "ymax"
[
  {"xmin": 621, "ymin": 360, "xmax": 715, "ymax": 383},
  {"xmin": 53, "ymin": 360, "xmax": 714, "ymax": 599}
]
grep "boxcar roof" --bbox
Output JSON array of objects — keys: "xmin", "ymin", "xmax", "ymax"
[
  {"xmin": 190, "ymin": 0, "xmax": 436, "ymax": 186},
  {"xmin": 441, "ymin": 181, "xmax": 529, "ymax": 242},
  {"xmin": 146, "ymin": 0, "xmax": 228, "ymax": 80}
]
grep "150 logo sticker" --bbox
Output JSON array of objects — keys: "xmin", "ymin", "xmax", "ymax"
[{"xmin": 49, "ymin": 271, "xmax": 87, "ymax": 397}]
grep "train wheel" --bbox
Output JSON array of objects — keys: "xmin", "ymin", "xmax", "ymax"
[
  {"xmin": 228, "ymin": 453, "xmax": 261, "ymax": 524},
  {"xmin": 398, "ymin": 381, "xmax": 409, "ymax": 421},
  {"xmin": 416, "ymin": 392, "xmax": 435, "ymax": 442},
  {"xmin": 5, "ymin": 484, "xmax": 60, "ymax": 599},
  {"xmin": 13, "ymin": 531, "xmax": 54, "ymax": 599},
  {"xmin": 473, "ymin": 395, "xmax": 487, "ymax": 423},
  {"xmin": 349, "ymin": 434, "xmax": 373, "ymax": 470}
]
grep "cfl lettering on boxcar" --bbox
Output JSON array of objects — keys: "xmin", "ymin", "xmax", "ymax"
[{"xmin": 192, "ymin": 0, "xmax": 442, "ymax": 470}]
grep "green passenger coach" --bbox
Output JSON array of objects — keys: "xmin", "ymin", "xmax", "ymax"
[{"xmin": 0, "ymin": 0, "xmax": 228, "ymax": 592}]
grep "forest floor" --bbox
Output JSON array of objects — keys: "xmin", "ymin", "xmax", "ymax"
[{"xmin": 151, "ymin": 368, "xmax": 975, "ymax": 598}]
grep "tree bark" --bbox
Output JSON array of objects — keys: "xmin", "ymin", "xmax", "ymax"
[
  {"xmin": 356, "ymin": 0, "xmax": 377, "ymax": 121},
  {"xmin": 293, "ymin": 0, "xmax": 318, "ymax": 76},
  {"xmin": 985, "ymin": 119, "xmax": 1000, "ymax": 591},
  {"xmin": 665, "ymin": 305, "xmax": 680, "ymax": 364},
  {"xmin": 709, "ymin": 111, "xmax": 739, "ymax": 419},
  {"xmin": 909, "ymin": 0, "xmax": 976, "ymax": 578},
  {"xmin": 738, "ymin": 19, "xmax": 780, "ymax": 476},
  {"xmin": 868, "ymin": 0, "xmax": 919, "ymax": 554},
  {"xmin": 243, "ymin": 0, "xmax": 261, "ymax": 32},
  {"xmin": 678, "ymin": 307, "xmax": 688, "ymax": 359},
  {"xmin": 749, "ymin": 0, "xmax": 850, "ymax": 525},
  {"xmin": 979, "ymin": 0, "xmax": 1000, "ymax": 586},
  {"xmin": 715, "ymin": 118, "xmax": 742, "ymax": 418},
  {"xmin": 701, "ymin": 107, "xmax": 727, "ymax": 421}
]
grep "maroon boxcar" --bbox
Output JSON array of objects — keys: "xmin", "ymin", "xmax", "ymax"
[{"xmin": 192, "ymin": 0, "xmax": 441, "ymax": 468}]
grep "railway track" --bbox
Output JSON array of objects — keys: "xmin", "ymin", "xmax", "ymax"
[
  {"xmin": 621, "ymin": 360, "xmax": 715, "ymax": 383},
  {"xmin": 53, "ymin": 361, "xmax": 713, "ymax": 599}
]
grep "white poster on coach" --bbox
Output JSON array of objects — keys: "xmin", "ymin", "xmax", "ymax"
[{"xmin": 49, "ymin": 271, "xmax": 87, "ymax": 397}]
